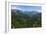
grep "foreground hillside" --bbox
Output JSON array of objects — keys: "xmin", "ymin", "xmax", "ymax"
[{"xmin": 11, "ymin": 9, "xmax": 41, "ymax": 28}]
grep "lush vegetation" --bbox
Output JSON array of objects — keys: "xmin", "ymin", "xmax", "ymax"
[{"xmin": 11, "ymin": 9, "xmax": 41, "ymax": 28}]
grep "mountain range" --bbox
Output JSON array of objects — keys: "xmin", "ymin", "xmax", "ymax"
[{"xmin": 11, "ymin": 9, "xmax": 41, "ymax": 16}]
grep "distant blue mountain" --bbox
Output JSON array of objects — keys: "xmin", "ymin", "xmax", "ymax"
[{"xmin": 11, "ymin": 9, "xmax": 41, "ymax": 16}]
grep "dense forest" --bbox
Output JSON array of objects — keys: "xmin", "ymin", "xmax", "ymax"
[{"xmin": 11, "ymin": 9, "xmax": 41, "ymax": 29}]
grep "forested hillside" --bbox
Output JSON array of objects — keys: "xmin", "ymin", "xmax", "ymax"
[{"xmin": 11, "ymin": 9, "xmax": 41, "ymax": 28}]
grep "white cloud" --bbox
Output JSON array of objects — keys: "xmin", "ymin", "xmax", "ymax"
[
  {"xmin": 37, "ymin": 10, "xmax": 41, "ymax": 12},
  {"xmin": 11, "ymin": 6, "xmax": 22, "ymax": 10},
  {"xmin": 16, "ymin": 8, "xmax": 22, "ymax": 10},
  {"xmin": 11, "ymin": 6, "xmax": 16, "ymax": 9}
]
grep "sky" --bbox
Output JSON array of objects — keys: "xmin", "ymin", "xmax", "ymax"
[{"xmin": 11, "ymin": 5, "xmax": 41, "ymax": 12}]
